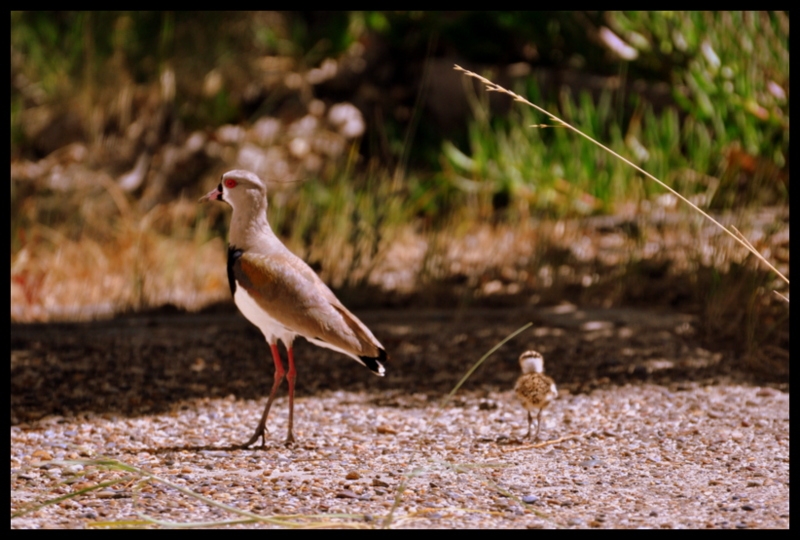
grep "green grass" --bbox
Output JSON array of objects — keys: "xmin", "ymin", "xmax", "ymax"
[
  {"xmin": 430, "ymin": 12, "xmax": 788, "ymax": 220},
  {"xmin": 440, "ymin": 79, "xmax": 786, "ymax": 222}
]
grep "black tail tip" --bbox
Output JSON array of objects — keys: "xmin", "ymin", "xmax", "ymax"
[{"xmin": 360, "ymin": 348, "xmax": 388, "ymax": 376}]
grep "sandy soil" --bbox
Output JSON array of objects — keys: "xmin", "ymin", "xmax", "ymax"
[{"xmin": 11, "ymin": 307, "xmax": 789, "ymax": 528}]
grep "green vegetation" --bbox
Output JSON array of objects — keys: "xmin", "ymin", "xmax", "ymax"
[{"xmin": 437, "ymin": 12, "xmax": 788, "ymax": 218}]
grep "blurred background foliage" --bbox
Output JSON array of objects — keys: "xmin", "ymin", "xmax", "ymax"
[
  {"xmin": 10, "ymin": 12, "xmax": 789, "ymax": 373},
  {"xmin": 11, "ymin": 11, "xmax": 788, "ymax": 210}
]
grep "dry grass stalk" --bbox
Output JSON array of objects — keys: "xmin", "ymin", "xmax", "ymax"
[
  {"xmin": 498, "ymin": 433, "xmax": 584, "ymax": 454},
  {"xmin": 453, "ymin": 64, "xmax": 789, "ymax": 293},
  {"xmin": 381, "ymin": 322, "xmax": 535, "ymax": 529}
]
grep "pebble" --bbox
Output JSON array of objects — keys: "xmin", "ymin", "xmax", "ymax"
[{"xmin": 335, "ymin": 490, "xmax": 362, "ymax": 499}]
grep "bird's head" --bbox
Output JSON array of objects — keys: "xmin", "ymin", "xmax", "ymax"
[
  {"xmin": 199, "ymin": 170, "xmax": 268, "ymax": 214},
  {"xmin": 519, "ymin": 350, "xmax": 545, "ymax": 374}
]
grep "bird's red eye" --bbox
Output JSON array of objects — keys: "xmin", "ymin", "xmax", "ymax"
[{"xmin": 224, "ymin": 178, "xmax": 237, "ymax": 189}]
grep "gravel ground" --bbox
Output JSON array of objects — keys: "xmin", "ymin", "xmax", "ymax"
[
  {"xmin": 10, "ymin": 385, "xmax": 789, "ymax": 529},
  {"xmin": 11, "ymin": 308, "xmax": 789, "ymax": 528}
]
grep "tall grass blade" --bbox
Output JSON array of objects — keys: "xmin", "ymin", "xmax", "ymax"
[
  {"xmin": 453, "ymin": 64, "xmax": 789, "ymax": 289},
  {"xmin": 381, "ymin": 321, "xmax": 533, "ymax": 528}
]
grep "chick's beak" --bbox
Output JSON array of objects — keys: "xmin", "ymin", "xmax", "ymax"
[{"xmin": 199, "ymin": 184, "xmax": 223, "ymax": 203}]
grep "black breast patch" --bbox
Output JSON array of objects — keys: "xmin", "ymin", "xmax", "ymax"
[{"xmin": 227, "ymin": 246, "xmax": 244, "ymax": 295}]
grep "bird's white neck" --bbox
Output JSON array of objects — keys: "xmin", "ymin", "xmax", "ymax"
[
  {"xmin": 228, "ymin": 194, "xmax": 281, "ymax": 253},
  {"xmin": 520, "ymin": 357, "xmax": 545, "ymax": 374}
]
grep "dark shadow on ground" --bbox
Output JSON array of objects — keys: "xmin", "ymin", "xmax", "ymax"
[{"xmin": 10, "ymin": 300, "xmax": 787, "ymax": 425}]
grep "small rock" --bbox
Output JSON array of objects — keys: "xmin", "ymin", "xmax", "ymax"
[
  {"xmin": 479, "ymin": 400, "xmax": 497, "ymax": 410},
  {"xmin": 522, "ymin": 495, "xmax": 539, "ymax": 504},
  {"xmin": 346, "ymin": 471, "xmax": 360, "ymax": 480},
  {"xmin": 32, "ymin": 450, "xmax": 53, "ymax": 460}
]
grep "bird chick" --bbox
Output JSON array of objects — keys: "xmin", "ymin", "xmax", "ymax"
[{"xmin": 514, "ymin": 350, "xmax": 558, "ymax": 440}]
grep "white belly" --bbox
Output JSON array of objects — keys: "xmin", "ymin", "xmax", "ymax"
[
  {"xmin": 232, "ymin": 280, "xmax": 383, "ymax": 375},
  {"xmin": 233, "ymin": 284, "xmax": 296, "ymax": 345}
]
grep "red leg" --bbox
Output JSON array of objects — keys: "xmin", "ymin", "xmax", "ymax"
[
  {"xmin": 285, "ymin": 346, "xmax": 297, "ymax": 445},
  {"xmin": 242, "ymin": 343, "xmax": 285, "ymax": 448}
]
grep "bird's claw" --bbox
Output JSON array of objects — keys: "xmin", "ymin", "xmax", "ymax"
[{"xmin": 241, "ymin": 426, "xmax": 268, "ymax": 449}]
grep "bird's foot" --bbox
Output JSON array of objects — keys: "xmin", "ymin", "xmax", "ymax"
[
  {"xmin": 241, "ymin": 426, "xmax": 268, "ymax": 449},
  {"xmin": 284, "ymin": 432, "xmax": 296, "ymax": 447}
]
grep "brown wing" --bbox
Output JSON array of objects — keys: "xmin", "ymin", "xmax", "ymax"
[{"xmin": 233, "ymin": 251, "xmax": 384, "ymax": 358}]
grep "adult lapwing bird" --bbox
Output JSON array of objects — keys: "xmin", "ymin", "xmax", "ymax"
[
  {"xmin": 200, "ymin": 170, "xmax": 388, "ymax": 447},
  {"xmin": 514, "ymin": 350, "xmax": 558, "ymax": 441}
]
